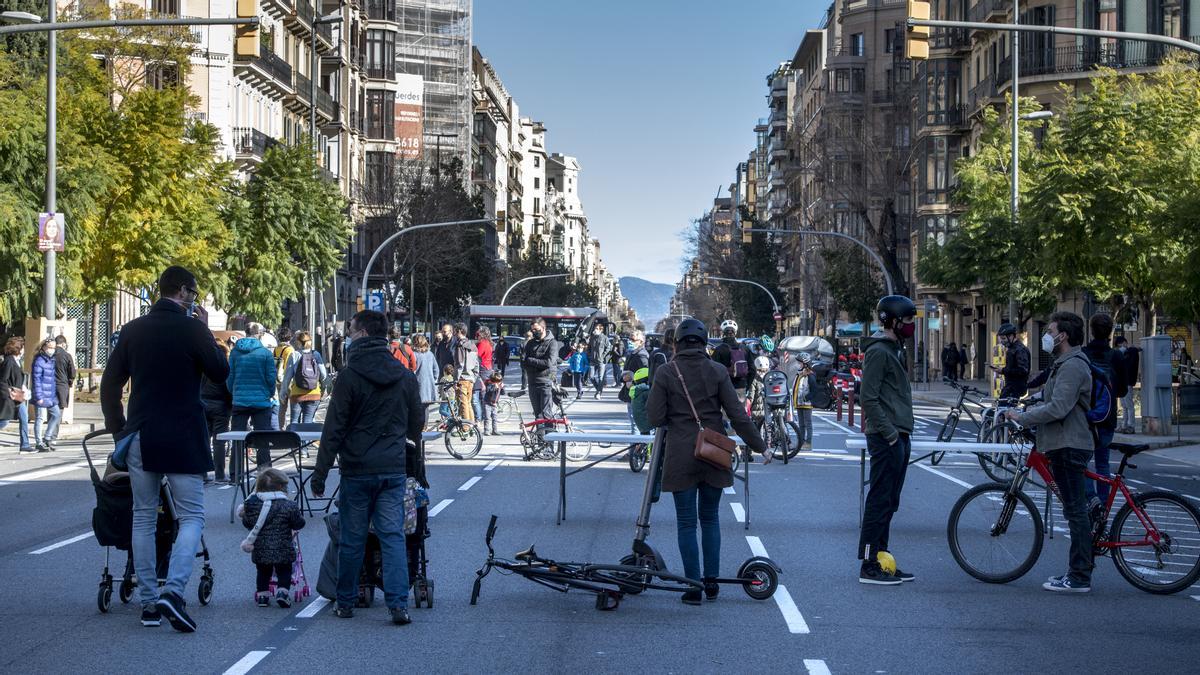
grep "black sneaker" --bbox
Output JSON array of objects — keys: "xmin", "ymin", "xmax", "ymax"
[
  {"xmin": 1043, "ymin": 576, "xmax": 1091, "ymax": 593},
  {"xmin": 141, "ymin": 606, "xmax": 161, "ymax": 627},
  {"xmin": 155, "ymin": 591, "xmax": 197, "ymax": 633},
  {"xmin": 702, "ymin": 578, "xmax": 720, "ymax": 600},
  {"xmin": 390, "ymin": 607, "xmax": 412, "ymax": 625},
  {"xmin": 275, "ymin": 588, "xmax": 291, "ymax": 608},
  {"xmin": 333, "ymin": 605, "xmax": 354, "ymax": 619},
  {"xmin": 893, "ymin": 568, "xmax": 915, "ymax": 582},
  {"xmin": 681, "ymin": 590, "xmax": 703, "ymax": 605},
  {"xmin": 256, "ymin": 592, "xmax": 271, "ymax": 608},
  {"xmin": 859, "ymin": 563, "xmax": 903, "ymax": 586}
]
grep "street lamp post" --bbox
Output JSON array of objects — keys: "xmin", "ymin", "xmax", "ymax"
[
  {"xmin": 359, "ymin": 218, "xmax": 492, "ymax": 315},
  {"xmin": 761, "ymin": 228, "xmax": 895, "ymax": 296},
  {"xmin": 308, "ymin": 11, "xmax": 342, "ymax": 338},
  {"xmin": 701, "ymin": 275, "xmax": 781, "ymax": 336},
  {"xmin": 500, "ymin": 274, "xmax": 569, "ymax": 306},
  {"xmin": 1008, "ymin": 109, "xmax": 1054, "ymax": 323}
]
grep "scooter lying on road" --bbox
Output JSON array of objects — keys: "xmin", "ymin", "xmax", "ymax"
[{"xmin": 469, "ymin": 428, "xmax": 781, "ymax": 610}]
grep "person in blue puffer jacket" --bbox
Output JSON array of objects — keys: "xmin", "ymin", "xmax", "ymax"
[
  {"xmin": 31, "ymin": 338, "xmax": 61, "ymax": 452},
  {"xmin": 567, "ymin": 342, "xmax": 589, "ymax": 400},
  {"xmin": 230, "ymin": 323, "xmax": 278, "ymax": 464}
]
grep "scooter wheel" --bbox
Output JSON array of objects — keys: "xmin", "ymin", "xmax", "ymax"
[
  {"xmin": 197, "ymin": 576, "xmax": 214, "ymax": 606},
  {"xmin": 98, "ymin": 584, "xmax": 113, "ymax": 613},
  {"xmin": 739, "ymin": 560, "xmax": 779, "ymax": 600}
]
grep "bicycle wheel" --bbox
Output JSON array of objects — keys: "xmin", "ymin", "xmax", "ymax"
[
  {"xmin": 628, "ymin": 444, "xmax": 648, "ymax": 473},
  {"xmin": 979, "ymin": 422, "xmax": 1029, "ymax": 483},
  {"xmin": 563, "ymin": 424, "xmax": 592, "ymax": 462},
  {"xmin": 1110, "ymin": 490, "xmax": 1200, "ymax": 594},
  {"xmin": 947, "ymin": 482, "xmax": 1044, "ymax": 584},
  {"xmin": 515, "ymin": 565, "xmax": 628, "ymax": 595},
  {"xmin": 495, "ymin": 398, "xmax": 515, "ymax": 424},
  {"xmin": 444, "ymin": 420, "xmax": 482, "ymax": 460},
  {"xmin": 760, "ymin": 417, "xmax": 791, "ymax": 461},
  {"xmin": 581, "ymin": 563, "xmax": 703, "ymax": 595}
]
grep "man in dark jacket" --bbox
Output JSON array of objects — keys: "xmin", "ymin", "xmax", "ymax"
[
  {"xmin": 1083, "ymin": 313, "xmax": 1125, "ymax": 508},
  {"xmin": 433, "ymin": 323, "xmax": 456, "ymax": 373},
  {"xmin": 52, "ymin": 335, "xmax": 76, "ymax": 414},
  {"xmin": 958, "ymin": 344, "xmax": 970, "ymax": 380},
  {"xmin": 625, "ymin": 330, "xmax": 650, "ymax": 373},
  {"xmin": 586, "ymin": 322, "xmax": 610, "ymax": 398},
  {"xmin": 858, "ymin": 295, "xmax": 917, "ymax": 586},
  {"xmin": 1114, "ymin": 336, "xmax": 1139, "ymax": 433},
  {"xmin": 711, "ymin": 321, "xmax": 749, "ymax": 392},
  {"xmin": 648, "ymin": 331, "xmax": 675, "ymax": 387},
  {"xmin": 992, "ymin": 323, "xmax": 1031, "ymax": 399},
  {"xmin": 941, "ymin": 343, "xmax": 958, "ymax": 382},
  {"xmin": 521, "ymin": 318, "xmax": 560, "ymax": 436},
  {"xmin": 101, "ymin": 266, "xmax": 229, "ymax": 632},
  {"xmin": 311, "ymin": 309, "xmax": 424, "ymax": 626}
]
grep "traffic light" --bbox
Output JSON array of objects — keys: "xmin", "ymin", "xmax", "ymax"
[
  {"xmin": 235, "ymin": 0, "xmax": 259, "ymax": 59},
  {"xmin": 741, "ymin": 220, "xmax": 753, "ymax": 244},
  {"xmin": 906, "ymin": 0, "xmax": 930, "ymax": 61}
]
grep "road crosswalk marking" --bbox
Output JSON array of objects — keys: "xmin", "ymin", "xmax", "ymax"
[
  {"xmin": 222, "ymin": 650, "xmax": 271, "ymax": 675},
  {"xmin": 804, "ymin": 659, "xmax": 831, "ymax": 674},
  {"xmin": 428, "ymin": 499, "xmax": 453, "ymax": 517},
  {"xmin": 730, "ymin": 502, "xmax": 746, "ymax": 522},
  {"xmin": 29, "ymin": 532, "xmax": 93, "ymax": 554}
]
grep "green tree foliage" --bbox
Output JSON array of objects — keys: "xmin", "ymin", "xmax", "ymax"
[
  {"xmin": 218, "ymin": 140, "xmax": 352, "ymax": 325},
  {"xmin": 503, "ymin": 248, "xmax": 598, "ymax": 308},
  {"xmin": 916, "ymin": 98, "xmax": 1057, "ymax": 325},
  {"xmin": 822, "ymin": 244, "xmax": 882, "ymax": 325},
  {"xmin": 731, "ymin": 231, "xmax": 783, "ymax": 336}
]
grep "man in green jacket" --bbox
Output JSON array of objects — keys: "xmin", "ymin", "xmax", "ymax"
[{"xmin": 857, "ymin": 295, "xmax": 917, "ymax": 586}]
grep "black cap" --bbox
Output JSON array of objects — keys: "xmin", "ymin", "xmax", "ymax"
[
  {"xmin": 674, "ymin": 318, "xmax": 707, "ymax": 343},
  {"xmin": 876, "ymin": 295, "xmax": 916, "ymax": 327}
]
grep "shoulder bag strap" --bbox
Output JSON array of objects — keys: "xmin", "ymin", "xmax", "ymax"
[{"xmin": 671, "ymin": 362, "xmax": 703, "ymax": 431}]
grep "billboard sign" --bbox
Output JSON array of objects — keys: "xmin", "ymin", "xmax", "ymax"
[{"xmin": 395, "ymin": 73, "xmax": 424, "ymax": 160}]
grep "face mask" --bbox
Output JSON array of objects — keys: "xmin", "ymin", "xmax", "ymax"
[
  {"xmin": 897, "ymin": 321, "xmax": 916, "ymax": 339},
  {"xmin": 1118, "ymin": 346, "xmax": 1127, "ymax": 353},
  {"xmin": 1041, "ymin": 332, "xmax": 1056, "ymax": 353}
]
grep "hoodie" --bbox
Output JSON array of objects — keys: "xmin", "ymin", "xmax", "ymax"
[
  {"xmin": 229, "ymin": 337, "xmax": 277, "ymax": 409},
  {"xmin": 859, "ymin": 332, "xmax": 913, "ymax": 444},
  {"xmin": 311, "ymin": 336, "xmax": 425, "ymax": 494}
]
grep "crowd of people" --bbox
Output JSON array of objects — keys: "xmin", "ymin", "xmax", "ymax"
[{"xmin": 0, "ymin": 334, "xmax": 77, "ymax": 453}]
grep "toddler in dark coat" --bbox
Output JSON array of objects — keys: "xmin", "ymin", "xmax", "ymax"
[{"xmin": 239, "ymin": 468, "xmax": 305, "ymax": 607}]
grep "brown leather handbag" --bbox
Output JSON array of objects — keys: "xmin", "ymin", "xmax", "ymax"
[{"xmin": 672, "ymin": 362, "xmax": 735, "ymax": 471}]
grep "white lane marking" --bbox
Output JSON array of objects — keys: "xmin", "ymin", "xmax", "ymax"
[
  {"xmin": 819, "ymin": 417, "xmax": 855, "ymax": 434},
  {"xmin": 458, "ymin": 476, "xmax": 482, "ymax": 491},
  {"xmin": 484, "ymin": 459, "xmax": 504, "ymax": 471},
  {"xmin": 428, "ymin": 499, "xmax": 453, "ymax": 517},
  {"xmin": 1190, "ymin": 595, "xmax": 1200, "ymax": 602},
  {"xmin": 915, "ymin": 463, "xmax": 973, "ymax": 489},
  {"xmin": 804, "ymin": 659, "xmax": 831, "ymax": 675},
  {"xmin": 775, "ymin": 585, "xmax": 811, "ymax": 634},
  {"xmin": 295, "ymin": 595, "xmax": 329, "ymax": 618},
  {"xmin": 723, "ymin": 486, "xmax": 735, "ymax": 495},
  {"xmin": 746, "ymin": 535, "xmax": 769, "ymax": 559},
  {"xmin": 219, "ymin": 484, "xmax": 234, "ymax": 490},
  {"xmin": 730, "ymin": 502, "xmax": 746, "ymax": 523},
  {"xmin": 29, "ymin": 532, "xmax": 93, "ymax": 554},
  {"xmin": 223, "ymin": 650, "xmax": 271, "ymax": 675},
  {"xmin": 0, "ymin": 462, "xmax": 89, "ymax": 485}
]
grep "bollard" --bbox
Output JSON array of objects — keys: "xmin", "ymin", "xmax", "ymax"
[
  {"xmin": 847, "ymin": 388, "xmax": 855, "ymax": 427},
  {"xmin": 835, "ymin": 382, "xmax": 844, "ymax": 421}
]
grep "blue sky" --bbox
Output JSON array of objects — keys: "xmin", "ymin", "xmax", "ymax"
[{"xmin": 473, "ymin": 0, "xmax": 827, "ymax": 285}]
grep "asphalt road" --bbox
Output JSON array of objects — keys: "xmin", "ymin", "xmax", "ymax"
[{"xmin": 1, "ymin": 379, "xmax": 1199, "ymax": 674}]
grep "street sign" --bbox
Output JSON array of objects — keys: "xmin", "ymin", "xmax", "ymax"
[
  {"xmin": 37, "ymin": 212, "xmax": 64, "ymax": 252},
  {"xmin": 367, "ymin": 291, "xmax": 384, "ymax": 312},
  {"xmin": 773, "ymin": 311, "xmax": 783, "ymax": 321},
  {"xmin": 924, "ymin": 299, "xmax": 938, "ymax": 313}
]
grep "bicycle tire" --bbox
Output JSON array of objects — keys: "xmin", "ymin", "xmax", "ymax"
[
  {"xmin": 978, "ymin": 422, "xmax": 1028, "ymax": 483},
  {"xmin": 760, "ymin": 416, "xmax": 794, "ymax": 461},
  {"xmin": 495, "ymin": 398, "xmax": 516, "ymax": 424},
  {"xmin": 628, "ymin": 444, "xmax": 648, "ymax": 473},
  {"xmin": 1110, "ymin": 490, "xmax": 1200, "ymax": 595},
  {"xmin": 563, "ymin": 424, "xmax": 592, "ymax": 462},
  {"xmin": 786, "ymin": 420, "xmax": 805, "ymax": 455},
  {"xmin": 947, "ymin": 482, "xmax": 1044, "ymax": 584},
  {"xmin": 444, "ymin": 420, "xmax": 483, "ymax": 460},
  {"xmin": 581, "ymin": 563, "xmax": 703, "ymax": 594},
  {"xmin": 512, "ymin": 565, "xmax": 628, "ymax": 595}
]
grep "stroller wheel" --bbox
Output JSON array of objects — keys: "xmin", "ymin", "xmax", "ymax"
[
  {"xmin": 119, "ymin": 579, "xmax": 135, "ymax": 604},
  {"xmin": 197, "ymin": 576, "xmax": 214, "ymax": 606},
  {"xmin": 97, "ymin": 584, "xmax": 113, "ymax": 613}
]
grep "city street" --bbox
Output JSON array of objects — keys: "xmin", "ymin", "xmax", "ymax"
[{"xmin": 2, "ymin": 378, "xmax": 1198, "ymax": 674}]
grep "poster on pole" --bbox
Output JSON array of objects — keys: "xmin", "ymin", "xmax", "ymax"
[
  {"xmin": 37, "ymin": 212, "xmax": 65, "ymax": 252},
  {"xmin": 395, "ymin": 73, "xmax": 424, "ymax": 160}
]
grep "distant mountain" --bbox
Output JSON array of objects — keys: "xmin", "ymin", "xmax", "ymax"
[{"xmin": 619, "ymin": 276, "xmax": 674, "ymax": 330}]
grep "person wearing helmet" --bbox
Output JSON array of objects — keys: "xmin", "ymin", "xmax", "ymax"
[
  {"xmin": 646, "ymin": 318, "xmax": 768, "ymax": 605},
  {"xmin": 759, "ymin": 335, "xmax": 776, "ymax": 358},
  {"xmin": 990, "ymin": 322, "xmax": 1031, "ymax": 400},
  {"xmin": 746, "ymin": 356, "xmax": 772, "ymax": 427},
  {"xmin": 790, "ymin": 352, "xmax": 815, "ymax": 450},
  {"xmin": 858, "ymin": 295, "xmax": 917, "ymax": 586},
  {"xmin": 711, "ymin": 319, "xmax": 750, "ymax": 394}
]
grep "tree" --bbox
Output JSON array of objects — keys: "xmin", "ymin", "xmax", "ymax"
[
  {"xmin": 821, "ymin": 244, "xmax": 882, "ymax": 325},
  {"xmin": 218, "ymin": 140, "xmax": 352, "ymax": 325},
  {"xmin": 503, "ymin": 248, "xmax": 597, "ymax": 307},
  {"xmin": 733, "ymin": 221, "xmax": 784, "ymax": 336},
  {"xmin": 916, "ymin": 98, "xmax": 1058, "ymax": 326}
]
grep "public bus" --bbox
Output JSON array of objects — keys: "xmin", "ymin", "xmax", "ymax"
[{"xmin": 466, "ymin": 305, "xmax": 606, "ymax": 355}]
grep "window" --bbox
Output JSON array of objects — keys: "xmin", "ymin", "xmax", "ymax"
[
  {"xmin": 366, "ymin": 90, "xmax": 395, "ymax": 140},
  {"xmin": 533, "ymin": 197, "xmax": 541, "ymax": 214},
  {"xmin": 548, "ymin": 177, "xmax": 556, "ymax": 190},
  {"xmin": 145, "ymin": 63, "xmax": 179, "ymax": 90},
  {"xmin": 829, "ymin": 68, "xmax": 865, "ymax": 93},
  {"xmin": 152, "ymin": 0, "xmax": 179, "ymax": 15},
  {"xmin": 366, "ymin": 30, "xmax": 395, "ymax": 80},
  {"xmin": 366, "ymin": 0, "xmax": 395, "ymax": 22},
  {"xmin": 533, "ymin": 156, "xmax": 540, "ymax": 168},
  {"xmin": 533, "ymin": 177, "xmax": 540, "ymax": 189},
  {"xmin": 850, "ymin": 33, "xmax": 864, "ymax": 56},
  {"xmin": 365, "ymin": 151, "xmax": 394, "ymax": 201},
  {"xmin": 884, "ymin": 28, "xmax": 895, "ymax": 54}
]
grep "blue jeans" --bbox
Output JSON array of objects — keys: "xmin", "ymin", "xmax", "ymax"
[
  {"xmin": 126, "ymin": 433, "xmax": 206, "ymax": 606},
  {"xmin": 232, "ymin": 406, "xmax": 275, "ymax": 467},
  {"xmin": 672, "ymin": 483, "xmax": 724, "ymax": 581},
  {"xmin": 590, "ymin": 363, "xmax": 605, "ymax": 392},
  {"xmin": 1085, "ymin": 428, "xmax": 1115, "ymax": 504},
  {"xmin": 289, "ymin": 399, "xmax": 319, "ymax": 426},
  {"xmin": 337, "ymin": 473, "xmax": 409, "ymax": 610},
  {"xmin": 34, "ymin": 404, "xmax": 61, "ymax": 444},
  {"xmin": 0, "ymin": 401, "xmax": 30, "ymax": 448},
  {"xmin": 1049, "ymin": 447, "xmax": 1094, "ymax": 583}
]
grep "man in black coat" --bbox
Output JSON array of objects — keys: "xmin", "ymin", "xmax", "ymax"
[
  {"xmin": 311, "ymin": 309, "xmax": 424, "ymax": 626},
  {"xmin": 52, "ymin": 335, "xmax": 77, "ymax": 414},
  {"xmin": 521, "ymin": 318, "xmax": 560, "ymax": 437},
  {"xmin": 100, "ymin": 266, "xmax": 229, "ymax": 633},
  {"xmin": 1114, "ymin": 336, "xmax": 1140, "ymax": 433}
]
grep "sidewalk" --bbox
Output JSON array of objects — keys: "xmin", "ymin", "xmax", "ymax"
[
  {"xmin": 0, "ymin": 401, "xmax": 103, "ymax": 447},
  {"xmin": 910, "ymin": 378, "xmax": 1200, "ymax": 449}
]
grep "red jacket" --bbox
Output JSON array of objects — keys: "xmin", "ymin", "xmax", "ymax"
[
  {"xmin": 390, "ymin": 341, "xmax": 416, "ymax": 371},
  {"xmin": 476, "ymin": 338, "xmax": 494, "ymax": 372}
]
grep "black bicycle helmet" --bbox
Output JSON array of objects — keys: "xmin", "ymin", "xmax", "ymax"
[
  {"xmin": 674, "ymin": 318, "xmax": 707, "ymax": 344},
  {"xmin": 998, "ymin": 322, "xmax": 1017, "ymax": 337},
  {"xmin": 876, "ymin": 295, "xmax": 917, "ymax": 328}
]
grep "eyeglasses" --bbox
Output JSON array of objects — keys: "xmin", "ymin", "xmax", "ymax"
[{"xmin": 183, "ymin": 286, "xmax": 200, "ymax": 299}]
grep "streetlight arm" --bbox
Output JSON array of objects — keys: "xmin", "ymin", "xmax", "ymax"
[
  {"xmin": 500, "ymin": 274, "xmax": 569, "ymax": 305},
  {"xmin": 359, "ymin": 218, "xmax": 492, "ymax": 308},
  {"xmin": 0, "ymin": 16, "xmax": 260, "ymax": 35},
  {"xmin": 762, "ymin": 229, "xmax": 895, "ymax": 296},
  {"xmin": 702, "ymin": 276, "xmax": 780, "ymax": 313}
]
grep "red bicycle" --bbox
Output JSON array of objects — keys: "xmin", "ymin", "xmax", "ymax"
[
  {"xmin": 947, "ymin": 426, "xmax": 1200, "ymax": 594},
  {"xmin": 508, "ymin": 386, "xmax": 591, "ymax": 462}
]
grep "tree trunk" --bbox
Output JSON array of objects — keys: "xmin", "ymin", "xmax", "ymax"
[{"xmin": 1140, "ymin": 299, "xmax": 1157, "ymax": 337}]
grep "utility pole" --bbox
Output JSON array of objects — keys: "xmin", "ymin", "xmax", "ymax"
[
  {"xmin": 44, "ymin": 0, "xmax": 56, "ymax": 320},
  {"xmin": 1008, "ymin": 1, "xmax": 1020, "ymax": 325}
]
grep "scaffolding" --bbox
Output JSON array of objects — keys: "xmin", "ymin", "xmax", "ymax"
[{"xmin": 396, "ymin": 0, "xmax": 472, "ymax": 170}]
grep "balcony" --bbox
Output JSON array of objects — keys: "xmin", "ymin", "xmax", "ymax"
[
  {"xmin": 314, "ymin": 86, "xmax": 339, "ymax": 123},
  {"xmin": 918, "ymin": 105, "xmax": 969, "ymax": 132},
  {"xmin": 315, "ymin": 21, "xmax": 334, "ymax": 52},
  {"xmin": 232, "ymin": 127, "xmax": 277, "ymax": 164},
  {"xmin": 261, "ymin": 0, "xmax": 293, "ymax": 20},
  {"xmin": 968, "ymin": 0, "xmax": 1007, "ymax": 25},
  {"xmin": 234, "ymin": 46, "xmax": 294, "ymax": 97},
  {"xmin": 996, "ymin": 40, "xmax": 1200, "ymax": 88},
  {"xmin": 930, "ymin": 28, "xmax": 971, "ymax": 52},
  {"xmin": 285, "ymin": 0, "xmax": 315, "ymax": 37},
  {"xmin": 284, "ymin": 71, "xmax": 312, "ymax": 114}
]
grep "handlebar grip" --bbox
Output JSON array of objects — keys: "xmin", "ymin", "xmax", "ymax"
[{"xmin": 486, "ymin": 514, "xmax": 498, "ymax": 540}]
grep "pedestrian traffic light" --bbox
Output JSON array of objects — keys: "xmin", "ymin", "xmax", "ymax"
[
  {"xmin": 234, "ymin": 0, "xmax": 259, "ymax": 59},
  {"xmin": 906, "ymin": 0, "xmax": 930, "ymax": 61}
]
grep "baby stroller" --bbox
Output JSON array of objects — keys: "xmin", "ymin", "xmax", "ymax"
[{"xmin": 83, "ymin": 430, "xmax": 215, "ymax": 613}]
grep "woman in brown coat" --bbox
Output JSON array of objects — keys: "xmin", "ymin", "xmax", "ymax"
[{"xmin": 646, "ymin": 318, "xmax": 768, "ymax": 605}]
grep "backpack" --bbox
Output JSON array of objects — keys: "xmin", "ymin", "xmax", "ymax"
[
  {"xmin": 294, "ymin": 352, "xmax": 321, "ymax": 391},
  {"xmin": 728, "ymin": 345, "xmax": 749, "ymax": 380},
  {"xmin": 1055, "ymin": 354, "xmax": 1114, "ymax": 429},
  {"xmin": 274, "ymin": 344, "xmax": 293, "ymax": 384}
]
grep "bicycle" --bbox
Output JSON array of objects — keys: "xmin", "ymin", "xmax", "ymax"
[
  {"xmin": 509, "ymin": 387, "xmax": 591, "ymax": 462},
  {"xmin": 431, "ymin": 382, "xmax": 483, "ymax": 460},
  {"xmin": 933, "ymin": 379, "xmax": 1023, "ymax": 481},
  {"xmin": 947, "ymin": 427, "xmax": 1200, "ymax": 594},
  {"xmin": 759, "ymin": 370, "xmax": 801, "ymax": 463},
  {"xmin": 494, "ymin": 395, "xmax": 517, "ymax": 424}
]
